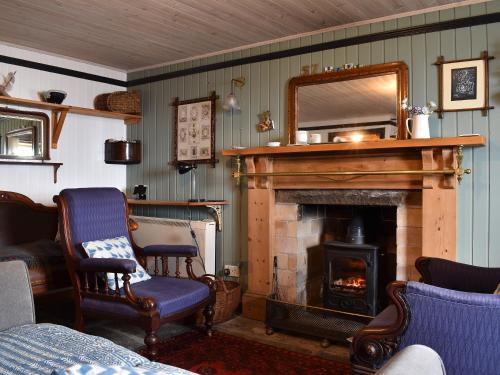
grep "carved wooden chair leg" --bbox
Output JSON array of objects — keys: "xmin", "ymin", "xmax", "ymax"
[
  {"xmin": 203, "ymin": 303, "xmax": 215, "ymax": 336},
  {"xmin": 144, "ymin": 330, "xmax": 159, "ymax": 360}
]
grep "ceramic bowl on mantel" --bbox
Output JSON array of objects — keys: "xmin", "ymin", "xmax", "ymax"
[{"xmin": 42, "ymin": 90, "xmax": 67, "ymax": 104}]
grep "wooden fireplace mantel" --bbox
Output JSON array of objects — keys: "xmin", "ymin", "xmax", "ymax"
[
  {"xmin": 222, "ymin": 136, "xmax": 485, "ymax": 320},
  {"xmin": 221, "ymin": 136, "xmax": 485, "ymax": 156}
]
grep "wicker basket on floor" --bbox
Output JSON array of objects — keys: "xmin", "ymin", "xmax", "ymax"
[
  {"xmin": 107, "ymin": 91, "xmax": 141, "ymax": 114},
  {"xmin": 197, "ymin": 278, "xmax": 241, "ymax": 325}
]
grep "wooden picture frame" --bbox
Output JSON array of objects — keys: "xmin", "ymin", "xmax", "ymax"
[
  {"xmin": 172, "ymin": 91, "xmax": 218, "ymax": 167},
  {"xmin": 435, "ymin": 51, "xmax": 494, "ymax": 118}
]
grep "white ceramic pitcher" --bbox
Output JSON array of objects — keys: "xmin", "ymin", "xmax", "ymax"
[{"xmin": 406, "ymin": 114, "xmax": 430, "ymax": 139}]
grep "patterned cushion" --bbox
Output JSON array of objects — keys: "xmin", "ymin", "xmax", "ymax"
[
  {"xmin": 52, "ymin": 363, "xmax": 170, "ymax": 375},
  {"xmin": 82, "ymin": 236, "xmax": 151, "ymax": 289},
  {"xmin": 494, "ymin": 283, "xmax": 500, "ymax": 294}
]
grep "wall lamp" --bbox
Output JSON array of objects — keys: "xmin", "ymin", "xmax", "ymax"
[
  {"xmin": 178, "ymin": 162, "xmax": 204, "ymax": 202},
  {"xmin": 222, "ymin": 77, "xmax": 246, "ymax": 112}
]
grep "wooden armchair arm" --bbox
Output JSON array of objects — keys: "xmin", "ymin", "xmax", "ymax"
[
  {"xmin": 77, "ymin": 261, "xmax": 156, "ymax": 313},
  {"xmin": 196, "ymin": 273, "xmax": 218, "ymax": 292},
  {"xmin": 351, "ymin": 281, "xmax": 409, "ymax": 373},
  {"xmin": 138, "ymin": 245, "xmax": 207, "ymax": 282},
  {"xmin": 122, "ymin": 274, "xmax": 157, "ymax": 312},
  {"xmin": 139, "ymin": 245, "xmax": 198, "ymax": 258},
  {"xmin": 78, "ymin": 258, "xmax": 136, "ymax": 274}
]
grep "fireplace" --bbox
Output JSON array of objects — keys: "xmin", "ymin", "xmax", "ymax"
[
  {"xmin": 221, "ymin": 138, "xmax": 481, "ymax": 321},
  {"xmin": 266, "ymin": 201, "xmax": 399, "ymax": 342},
  {"xmin": 324, "ymin": 241, "xmax": 379, "ymax": 316}
]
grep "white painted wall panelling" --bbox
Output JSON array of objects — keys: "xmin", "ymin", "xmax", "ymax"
[{"xmin": 0, "ymin": 43, "xmax": 127, "ymax": 205}]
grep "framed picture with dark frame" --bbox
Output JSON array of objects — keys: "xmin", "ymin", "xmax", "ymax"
[
  {"xmin": 172, "ymin": 91, "xmax": 218, "ymax": 167},
  {"xmin": 435, "ymin": 51, "xmax": 493, "ymax": 118}
]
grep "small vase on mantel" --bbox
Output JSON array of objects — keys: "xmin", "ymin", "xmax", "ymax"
[
  {"xmin": 406, "ymin": 114, "xmax": 430, "ymax": 139},
  {"xmin": 401, "ymin": 98, "xmax": 437, "ymax": 139}
]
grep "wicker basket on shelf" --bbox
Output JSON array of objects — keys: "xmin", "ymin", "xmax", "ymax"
[
  {"xmin": 93, "ymin": 93, "xmax": 110, "ymax": 111},
  {"xmin": 107, "ymin": 91, "xmax": 141, "ymax": 114},
  {"xmin": 197, "ymin": 278, "xmax": 241, "ymax": 325},
  {"xmin": 93, "ymin": 91, "xmax": 141, "ymax": 114}
]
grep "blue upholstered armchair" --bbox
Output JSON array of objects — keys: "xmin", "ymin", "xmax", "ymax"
[
  {"xmin": 415, "ymin": 256, "xmax": 500, "ymax": 293},
  {"xmin": 54, "ymin": 188, "xmax": 216, "ymax": 359},
  {"xmin": 351, "ymin": 281, "xmax": 500, "ymax": 375}
]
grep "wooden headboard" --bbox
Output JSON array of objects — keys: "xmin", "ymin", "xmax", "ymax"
[
  {"xmin": 0, "ymin": 191, "xmax": 58, "ymax": 247},
  {"xmin": 0, "ymin": 191, "xmax": 70, "ymax": 294}
]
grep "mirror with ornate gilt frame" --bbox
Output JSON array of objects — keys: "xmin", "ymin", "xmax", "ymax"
[
  {"xmin": 0, "ymin": 107, "xmax": 50, "ymax": 160},
  {"xmin": 288, "ymin": 62, "xmax": 408, "ymax": 144}
]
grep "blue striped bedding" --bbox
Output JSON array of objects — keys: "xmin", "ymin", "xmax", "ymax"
[{"xmin": 0, "ymin": 323, "xmax": 192, "ymax": 375}]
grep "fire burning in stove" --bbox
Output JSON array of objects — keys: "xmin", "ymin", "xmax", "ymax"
[{"xmin": 332, "ymin": 277, "xmax": 366, "ymax": 293}]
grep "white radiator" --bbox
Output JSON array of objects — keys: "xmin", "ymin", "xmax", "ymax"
[{"xmin": 130, "ymin": 215, "xmax": 216, "ymax": 277}]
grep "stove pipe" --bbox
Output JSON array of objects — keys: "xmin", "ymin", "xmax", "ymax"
[{"xmin": 346, "ymin": 215, "xmax": 365, "ymax": 244}]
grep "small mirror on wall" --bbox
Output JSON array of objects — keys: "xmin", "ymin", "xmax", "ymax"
[
  {"xmin": 0, "ymin": 108, "xmax": 49, "ymax": 160},
  {"xmin": 288, "ymin": 62, "xmax": 409, "ymax": 144}
]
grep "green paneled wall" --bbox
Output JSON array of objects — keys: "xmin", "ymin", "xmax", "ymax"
[{"xmin": 128, "ymin": 0, "xmax": 500, "ymax": 278}]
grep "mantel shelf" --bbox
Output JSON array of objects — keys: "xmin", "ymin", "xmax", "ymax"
[
  {"xmin": 221, "ymin": 136, "xmax": 486, "ymax": 157},
  {"xmin": 0, "ymin": 96, "xmax": 141, "ymax": 149}
]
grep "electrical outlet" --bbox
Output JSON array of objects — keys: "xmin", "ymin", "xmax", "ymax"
[{"xmin": 224, "ymin": 264, "xmax": 240, "ymax": 277}]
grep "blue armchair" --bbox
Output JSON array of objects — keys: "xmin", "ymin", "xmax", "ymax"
[
  {"xmin": 415, "ymin": 256, "xmax": 500, "ymax": 293},
  {"xmin": 54, "ymin": 188, "xmax": 216, "ymax": 359},
  {"xmin": 351, "ymin": 281, "xmax": 500, "ymax": 375}
]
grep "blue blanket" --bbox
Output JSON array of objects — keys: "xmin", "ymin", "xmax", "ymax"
[{"xmin": 0, "ymin": 324, "xmax": 192, "ymax": 375}]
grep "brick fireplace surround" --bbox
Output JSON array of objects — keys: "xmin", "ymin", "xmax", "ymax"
[
  {"xmin": 273, "ymin": 191, "xmax": 420, "ymax": 306},
  {"xmin": 222, "ymin": 137, "xmax": 485, "ymax": 320}
]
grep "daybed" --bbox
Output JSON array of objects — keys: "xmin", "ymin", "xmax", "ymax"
[
  {"xmin": 0, "ymin": 191, "xmax": 70, "ymax": 294},
  {"xmin": 0, "ymin": 260, "xmax": 192, "ymax": 375}
]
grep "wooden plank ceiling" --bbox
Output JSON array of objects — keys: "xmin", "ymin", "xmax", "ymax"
[{"xmin": 0, "ymin": 0, "xmax": 470, "ymax": 70}]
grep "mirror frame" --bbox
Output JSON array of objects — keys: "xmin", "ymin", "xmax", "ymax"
[
  {"xmin": 0, "ymin": 107, "xmax": 50, "ymax": 161},
  {"xmin": 287, "ymin": 61, "xmax": 408, "ymax": 144}
]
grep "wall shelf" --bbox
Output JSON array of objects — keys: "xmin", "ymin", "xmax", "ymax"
[
  {"xmin": 0, "ymin": 161, "xmax": 62, "ymax": 183},
  {"xmin": 127, "ymin": 199, "xmax": 230, "ymax": 231},
  {"xmin": 0, "ymin": 96, "xmax": 141, "ymax": 149}
]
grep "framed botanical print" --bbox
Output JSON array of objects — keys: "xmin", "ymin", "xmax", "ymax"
[
  {"xmin": 435, "ymin": 51, "xmax": 493, "ymax": 118},
  {"xmin": 172, "ymin": 91, "xmax": 218, "ymax": 167}
]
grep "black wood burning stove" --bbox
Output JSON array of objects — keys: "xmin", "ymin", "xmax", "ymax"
[{"xmin": 323, "ymin": 241, "xmax": 379, "ymax": 316}]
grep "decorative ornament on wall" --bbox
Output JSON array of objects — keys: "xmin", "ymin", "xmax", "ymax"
[
  {"xmin": 257, "ymin": 111, "xmax": 275, "ymax": 132},
  {"xmin": 0, "ymin": 71, "xmax": 16, "ymax": 97}
]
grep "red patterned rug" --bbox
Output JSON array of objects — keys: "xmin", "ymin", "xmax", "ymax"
[{"xmin": 140, "ymin": 331, "xmax": 351, "ymax": 375}]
